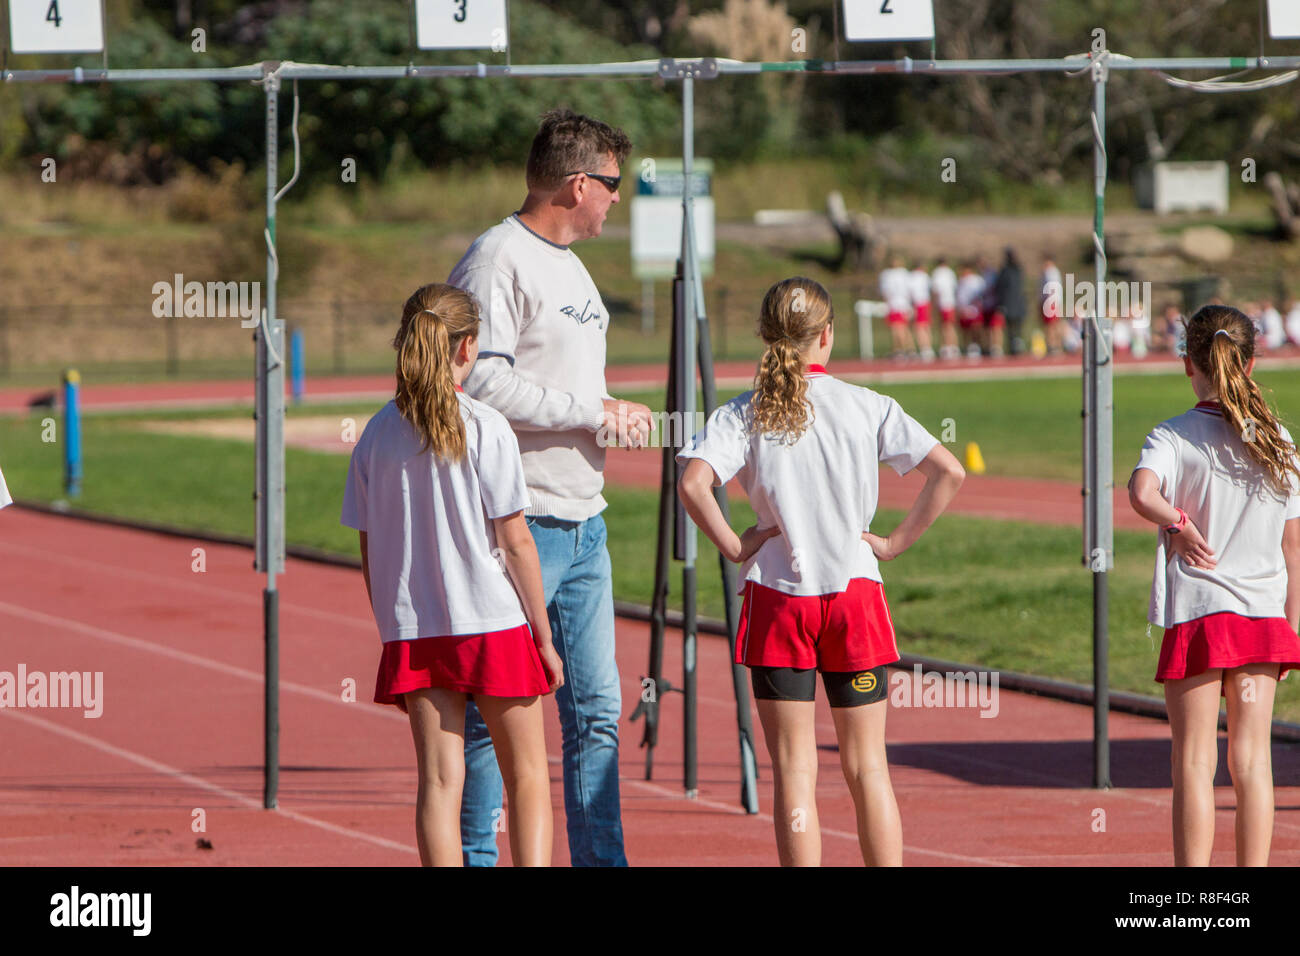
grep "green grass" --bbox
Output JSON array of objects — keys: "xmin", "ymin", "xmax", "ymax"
[
  {"xmin": 615, "ymin": 367, "xmax": 1300, "ymax": 485},
  {"xmin": 4, "ymin": 405, "xmax": 1300, "ymax": 722}
]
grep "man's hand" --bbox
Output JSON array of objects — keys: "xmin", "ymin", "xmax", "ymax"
[{"xmin": 601, "ymin": 398, "xmax": 654, "ymax": 448}]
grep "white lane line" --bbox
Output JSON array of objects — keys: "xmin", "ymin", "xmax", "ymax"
[
  {"xmin": 0, "ymin": 708, "xmax": 417, "ymax": 856},
  {"xmin": 0, "ymin": 600, "xmax": 406, "ymax": 724},
  {"xmin": 0, "ymin": 539, "xmax": 373, "ymax": 632}
]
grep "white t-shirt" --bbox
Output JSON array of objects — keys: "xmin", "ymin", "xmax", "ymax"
[
  {"xmin": 931, "ymin": 266, "xmax": 957, "ymax": 310},
  {"xmin": 676, "ymin": 372, "xmax": 939, "ymax": 596},
  {"xmin": 1041, "ymin": 265, "xmax": 1062, "ymax": 318},
  {"xmin": 1261, "ymin": 307, "xmax": 1285, "ymax": 350},
  {"xmin": 1286, "ymin": 305, "xmax": 1300, "ymax": 346},
  {"xmin": 1112, "ymin": 319, "xmax": 1133, "ymax": 350},
  {"xmin": 879, "ymin": 268, "xmax": 911, "ymax": 313},
  {"xmin": 1040, "ymin": 265, "xmax": 1061, "ymax": 296},
  {"xmin": 0, "ymin": 466, "xmax": 10, "ymax": 509},
  {"xmin": 909, "ymin": 269, "xmax": 931, "ymax": 306},
  {"xmin": 341, "ymin": 395, "xmax": 530, "ymax": 642},
  {"xmin": 956, "ymin": 272, "xmax": 985, "ymax": 314},
  {"xmin": 1133, "ymin": 406, "xmax": 1300, "ymax": 627}
]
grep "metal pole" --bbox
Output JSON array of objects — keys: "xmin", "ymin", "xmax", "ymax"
[
  {"xmin": 631, "ymin": 265, "xmax": 682, "ymax": 778},
  {"xmin": 680, "ymin": 73, "xmax": 699, "ymax": 799},
  {"xmin": 258, "ymin": 68, "xmax": 286, "ymax": 810},
  {"xmin": 693, "ymin": 281, "xmax": 761, "ymax": 815},
  {"xmin": 641, "ymin": 279, "xmax": 655, "ymax": 336},
  {"xmin": 1088, "ymin": 55, "xmax": 1113, "ymax": 791}
]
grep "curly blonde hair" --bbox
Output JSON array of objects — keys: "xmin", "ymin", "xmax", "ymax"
[{"xmin": 750, "ymin": 277, "xmax": 833, "ymax": 443}]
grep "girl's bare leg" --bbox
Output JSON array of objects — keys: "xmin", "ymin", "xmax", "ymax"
[
  {"xmin": 756, "ymin": 698, "xmax": 820, "ymax": 866},
  {"xmin": 475, "ymin": 694, "xmax": 553, "ymax": 866},
  {"xmin": 405, "ymin": 687, "xmax": 468, "ymax": 866},
  {"xmin": 1223, "ymin": 664, "xmax": 1279, "ymax": 866},
  {"xmin": 1164, "ymin": 670, "xmax": 1223, "ymax": 866},
  {"xmin": 831, "ymin": 699, "xmax": 902, "ymax": 866}
]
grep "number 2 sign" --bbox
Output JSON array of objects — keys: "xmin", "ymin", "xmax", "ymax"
[
  {"xmin": 842, "ymin": 0, "xmax": 935, "ymax": 42},
  {"xmin": 8, "ymin": 0, "xmax": 104, "ymax": 53},
  {"xmin": 414, "ymin": 0, "xmax": 508, "ymax": 51}
]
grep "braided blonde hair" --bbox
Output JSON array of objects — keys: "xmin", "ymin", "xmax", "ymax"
[{"xmin": 751, "ymin": 277, "xmax": 833, "ymax": 443}]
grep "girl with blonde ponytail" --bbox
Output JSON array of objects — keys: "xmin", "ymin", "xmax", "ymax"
[
  {"xmin": 678, "ymin": 276, "xmax": 964, "ymax": 865},
  {"xmin": 342, "ymin": 282, "xmax": 564, "ymax": 866},
  {"xmin": 393, "ymin": 284, "xmax": 479, "ymax": 461},
  {"xmin": 1129, "ymin": 303, "xmax": 1300, "ymax": 866}
]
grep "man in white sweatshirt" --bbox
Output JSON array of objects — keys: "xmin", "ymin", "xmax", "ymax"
[{"xmin": 448, "ymin": 109, "xmax": 651, "ymax": 867}]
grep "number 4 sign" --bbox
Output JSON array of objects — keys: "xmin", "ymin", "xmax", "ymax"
[
  {"xmin": 842, "ymin": 0, "xmax": 935, "ymax": 42},
  {"xmin": 414, "ymin": 0, "xmax": 508, "ymax": 51},
  {"xmin": 8, "ymin": 0, "xmax": 104, "ymax": 53}
]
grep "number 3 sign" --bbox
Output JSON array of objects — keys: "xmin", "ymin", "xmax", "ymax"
[
  {"xmin": 842, "ymin": 0, "xmax": 935, "ymax": 42},
  {"xmin": 414, "ymin": 0, "xmax": 508, "ymax": 51}
]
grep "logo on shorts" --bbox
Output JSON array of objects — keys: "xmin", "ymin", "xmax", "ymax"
[{"xmin": 851, "ymin": 671, "xmax": 877, "ymax": 694}]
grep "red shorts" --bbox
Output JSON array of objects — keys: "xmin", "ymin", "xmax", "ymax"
[
  {"xmin": 374, "ymin": 623, "xmax": 549, "ymax": 708},
  {"xmin": 939, "ymin": 307, "xmax": 956, "ymax": 324},
  {"xmin": 959, "ymin": 307, "xmax": 980, "ymax": 329},
  {"xmin": 914, "ymin": 303, "xmax": 932, "ymax": 325},
  {"xmin": 735, "ymin": 578, "xmax": 900, "ymax": 671},
  {"xmin": 1156, "ymin": 612, "xmax": 1300, "ymax": 688},
  {"xmin": 986, "ymin": 310, "xmax": 1006, "ymax": 329},
  {"xmin": 886, "ymin": 309, "xmax": 908, "ymax": 326}
]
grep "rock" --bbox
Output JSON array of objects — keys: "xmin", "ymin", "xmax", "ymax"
[
  {"xmin": 1110, "ymin": 255, "xmax": 1186, "ymax": 280},
  {"xmin": 1178, "ymin": 225, "xmax": 1234, "ymax": 263},
  {"xmin": 1108, "ymin": 231, "xmax": 1175, "ymax": 257}
]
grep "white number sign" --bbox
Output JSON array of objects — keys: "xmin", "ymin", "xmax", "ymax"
[
  {"xmin": 414, "ymin": 0, "xmax": 508, "ymax": 51},
  {"xmin": 9, "ymin": 0, "xmax": 105, "ymax": 54},
  {"xmin": 842, "ymin": 0, "xmax": 935, "ymax": 42}
]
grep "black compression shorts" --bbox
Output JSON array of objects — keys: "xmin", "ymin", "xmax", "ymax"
[{"xmin": 750, "ymin": 665, "xmax": 888, "ymax": 708}]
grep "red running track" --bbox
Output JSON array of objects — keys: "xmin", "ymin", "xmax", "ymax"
[
  {"xmin": 8, "ymin": 348, "xmax": 1300, "ymax": 415},
  {"xmin": 5, "ymin": 506, "xmax": 1300, "ymax": 866}
]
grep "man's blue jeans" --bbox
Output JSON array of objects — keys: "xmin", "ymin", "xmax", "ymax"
[{"xmin": 461, "ymin": 513, "xmax": 627, "ymax": 866}]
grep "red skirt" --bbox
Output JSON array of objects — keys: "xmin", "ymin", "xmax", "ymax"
[
  {"xmin": 736, "ymin": 578, "xmax": 899, "ymax": 672},
  {"xmin": 374, "ymin": 623, "xmax": 550, "ymax": 709},
  {"xmin": 1156, "ymin": 612, "xmax": 1300, "ymax": 686}
]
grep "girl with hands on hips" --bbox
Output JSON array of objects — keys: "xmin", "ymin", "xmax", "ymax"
[
  {"xmin": 1128, "ymin": 304, "xmax": 1300, "ymax": 867},
  {"xmin": 677, "ymin": 277, "xmax": 963, "ymax": 867}
]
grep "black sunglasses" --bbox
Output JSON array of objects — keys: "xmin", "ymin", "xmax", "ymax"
[{"xmin": 565, "ymin": 171, "xmax": 621, "ymax": 193}]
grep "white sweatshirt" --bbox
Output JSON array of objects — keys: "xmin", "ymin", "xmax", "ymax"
[{"xmin": 449, "ymin": 214, "xmax": 611, "ymax": 521}]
